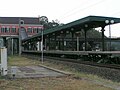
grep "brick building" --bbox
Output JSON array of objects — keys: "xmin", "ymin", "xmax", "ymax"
[{"xmin": 0, "ymin": 17, "xmax": 43, "ymax": 54}]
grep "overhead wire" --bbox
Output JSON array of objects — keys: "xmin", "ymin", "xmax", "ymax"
[
  {"xmin": 59, "ymin": 0, "xmax": 108, "ymax": 21},
  {"xmin": 111, "ymin": 11, "xmax": 120, "ymax": 17},
  {"xmin": 58, "ymin": 0, "xmax": 88, "ymax": 19}
]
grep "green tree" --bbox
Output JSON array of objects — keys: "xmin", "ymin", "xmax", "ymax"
[
  {"xmin": 78, "ymin": 29, "xmax": 102, "ymax": 38},
  {"xmin": 39, "ymin": 16, "xmax": 63, "ymax": 29},
  {"xmin": 39, "ymin": 16, "xmax": 49, "ymax": 29}
]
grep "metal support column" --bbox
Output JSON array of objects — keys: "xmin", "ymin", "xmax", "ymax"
[
  {"xmin": 63, "ymin": 31, "xmax": 66, "ymax": 50},
  {"xmin": 84, "ymin": 29, "xmax": 87, "ymax": 51},
  {"xmin": 58, "ymin": 36, "xmax": 60, "ymax": 50},
  {"xmin": 48, "ymin": 35, "xmax": 50, "ymax": 50},
  {"xmin": 71, "ymin": 32, "xmax": 74, "ymax": 51},
  {"xmin": 77, "ymin": 36, "xmax": 79, "ymax": 51},
  {"xmin": 101, "ymin": 26, "xmax": 105, "ymax": 51},
  {"xmin": 11, "ymin": 38, "xmax": 14, "ymax": 55},
  {"xmin": 76, "ymin": 32, "xmax": 80, "ymax": 51},
  {"xmin": 54, "ymin": 33, "xmax": 57, "ymax": 50},
  {"xmin": 61, "ymin": 31, "xmax": 65, "ymax": 51},
  {"xmin": 62, "ymin": 35, "xmax": 64, "ymax": 51}
]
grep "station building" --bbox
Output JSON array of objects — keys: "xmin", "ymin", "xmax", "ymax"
[{"xmin": 0, "ymin": 17, "xmax": 43, "ymax": 54}]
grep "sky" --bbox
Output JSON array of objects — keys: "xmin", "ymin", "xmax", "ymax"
[{"xmin": 0, "ymin": 0, "xmax": 120, "ymax": 37}]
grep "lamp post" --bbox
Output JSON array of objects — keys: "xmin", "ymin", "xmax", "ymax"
[
  {"xmin": 39, "ymin": 16, "xmax": 44, "ymax": 63},
  {"xmin": 19, "ymin": 19, "xmax": 24, "ymax": 55},
  {"xmin": 19, "ymin": 19, "xmax": 21, "ymax": 56},
  {"xmin": 105, "ymin": 20, "xmax": 114, "ymax": 51},
  {"xmin": 41, "ymin": 28, "xmax": 43, "ymax": 63}
]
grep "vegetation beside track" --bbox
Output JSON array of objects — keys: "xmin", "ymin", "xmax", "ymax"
[{"xmin": 0, "ymin": 55, "xmax": 119, "ymax": 90}]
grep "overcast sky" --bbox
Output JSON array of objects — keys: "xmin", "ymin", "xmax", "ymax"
[{"xmin": 0, "ymin": 0, "xmax": 120, "ymax": 37}]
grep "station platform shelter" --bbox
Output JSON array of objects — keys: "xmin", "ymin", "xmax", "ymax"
[{"xmin": 22, "ymin": 15, "xmax": 120, "ymax": 52}]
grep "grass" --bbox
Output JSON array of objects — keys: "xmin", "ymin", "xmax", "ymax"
[
  {"xmin": 45, "ymin": 62, "xmax": 120, "ymax": 87},
  {"xmin": 43, "ymin": 60, "xmax": 120, "ymax": 89},
  {"xmin": 0, "ymin": 77, "xmax": 114, "ymax": 90},
  {"xmin": 0, "ymin": 55, "xmax": 118, "ymax": 90},
  {"xmin": 8, "ymin": 55, "xmax": 41, "ymax": 66}
]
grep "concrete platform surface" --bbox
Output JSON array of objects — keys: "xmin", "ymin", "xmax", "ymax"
[{"xmin": 7, "ymin": 65, "xmax": 68, "ymax": 78}]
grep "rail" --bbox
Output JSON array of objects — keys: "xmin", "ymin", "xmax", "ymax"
[
  {"xmin": 22, "ymin": 50, "xmax": 120, "ymax": 65},
  {"xmin": 44, "ymin": 56, "xmax": 120, "ymax": 70}
]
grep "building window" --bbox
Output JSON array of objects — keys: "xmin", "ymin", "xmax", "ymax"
[
  {"xmin": 33, "ymin": 28, "xmax": 38, "ymax": 33},
  {"xmin": 27, "ymin": 27, "xmax": 32, "ymax": 33},
  {"xmin": 5, "ymin": 27, "xmax": 10, "ymax": 32},
  {"xmin": 11, "ymin": 27, "xmax": 16, "ymax": 33},
  {"xmin": 37, "ymin": 28, "xmax": 42, "ymax": 33},
  {"xmin": 33, "ymin": 28, "xmax": 42, "ymax": 33},
  {"xmin": 1, "ymin": 27, "xmax": 5, "ymax": 33}
]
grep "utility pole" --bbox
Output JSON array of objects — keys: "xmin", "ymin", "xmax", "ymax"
[
  {"xmin": 19, "ymin": 19, "xmax": 24, "ymax": 55},
  {"xmin": 19, "ymin": 19, "xmax": 21, "ymax": 56},
  {"xmin": 41, "ymin": 28, "xmax": 43, "ymax": 63},
  {"xmin": 38, "ymin": 16, "xmax": 44, "ymax": 63},
  {"xmin": 105, "ymin": 20, "xmax": 114, "ymax": 51}
]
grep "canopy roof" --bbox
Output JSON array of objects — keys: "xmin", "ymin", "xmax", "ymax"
[{"xmin": 23, "ymin": 15, "xmax": 120, "ymax": 41}]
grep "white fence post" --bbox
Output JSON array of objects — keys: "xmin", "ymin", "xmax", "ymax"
[{"xmin": 1, "ymin": 47, "xmax": 7, "ymax": 76}]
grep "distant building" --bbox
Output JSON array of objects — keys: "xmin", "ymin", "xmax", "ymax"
[
  {"xmin": 0, "ymin": 17, "xmax": 43, "ymax": 54},
  {"xmin": 0, "ymin": 17, "xmax": 43, "ymax": 37}
]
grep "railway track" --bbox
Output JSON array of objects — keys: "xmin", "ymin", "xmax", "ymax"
[
  {"xmin": 22, "ymin": 50, "xmax": 120, "ymax": 70},
  {"xmin": 22, "ymin": 52, "xmax": 120, "ymax": 81},
  {"xmin": 44, "ymin": 56, "xmax": 120, "ymax": 70}
]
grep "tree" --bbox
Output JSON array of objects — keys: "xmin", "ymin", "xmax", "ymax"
[
  {"xmin": 39, "ymin": 16, "xmax": 49, "ymax": 29},
  {"xmin": 48, "ymin": 20, "xmax": 59, "ymax": 29},
  {"xmin": 87, "ymin": 29, "xmax": 102, "ymax": 38},
  {"xmin": 39, "ymin": 16, "xmax": 62, "ymax": 29}
]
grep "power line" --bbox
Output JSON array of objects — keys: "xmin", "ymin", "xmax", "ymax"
[
  {"xmin": 60, "ymin": 0, "xmax": 106, "ymax": 20},
  {"xmin": 111, "ymin": 11, "xmax": 120, "ymax": 17},
  {"xmin": 58, "ymin": 0, "xmax": 88, "ymax": 19},
  {"xmin": 59, "ymin": 0, "xmax": 108, "ymax": 21}
]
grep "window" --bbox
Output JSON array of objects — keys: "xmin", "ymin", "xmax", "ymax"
[
  {"xmin": 1, "ymin": 26, "xmax": 5, "ymax": 33},
  {"xmin": 27, "ymin": 27, "xmax": 32, "ymax": 33},
  {"xmin": 33, "ymin": 28, "xmax": 38, "ymax": 33},
  {"xmin": 11, "ymin": 27, "xmax": 16, "ymax": 33},
  {"xmin": 5, "ymin": 27, "xmax": 10, "ymax": 32},
  {"xmin": 37, "ymin": 28, "xmax": 42, "ymax": 33},
  {"xmin": 33, "ymin": 28, "xmax": 42, "ymax": 33}
]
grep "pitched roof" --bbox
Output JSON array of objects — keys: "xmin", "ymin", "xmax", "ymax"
[
  {"xmin": 0, "ymin": 17, "xmax": 40, "ymax": 24},
  {"xmin": 22, "ymin": 15, "xmax": 120, "ymax": 41}
]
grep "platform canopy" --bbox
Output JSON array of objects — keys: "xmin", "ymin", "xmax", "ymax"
[{"xmin": 22, "ymin": 15, "xmax": 120, "ymax": 41}]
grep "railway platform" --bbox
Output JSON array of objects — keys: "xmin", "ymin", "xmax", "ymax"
[{"xmin": 7, "ymin": 65, "xmax": 71, "ymax": 79}]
